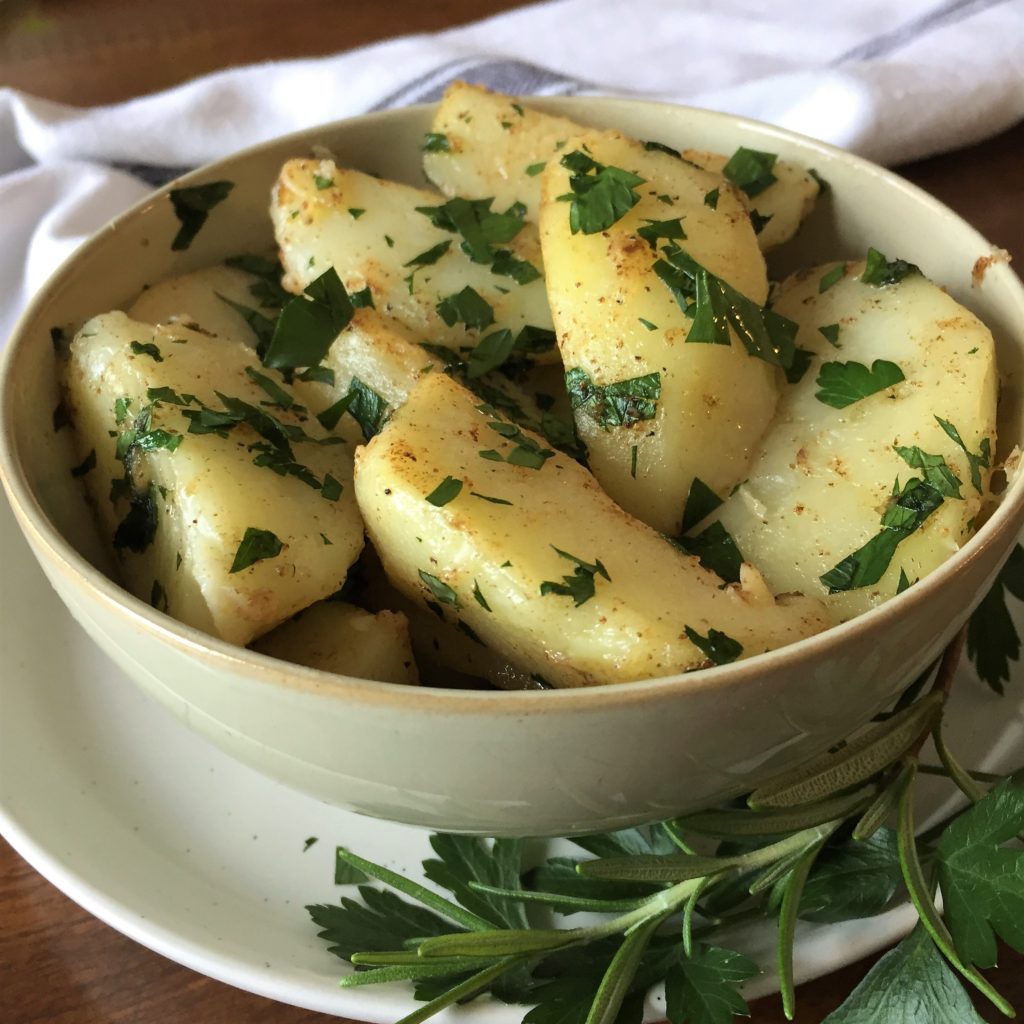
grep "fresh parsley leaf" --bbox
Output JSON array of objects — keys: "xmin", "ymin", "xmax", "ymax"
[
  {"xmin": 350, "ymin": 286, "xmax": 374, "ymax": 309},
  {"xmin": 897, "ymin": 568, "xmax": 914, "ymax": 594},
  {"xmin": 664, "ymin": 944, "xmax": 757, "ymax": 1024},
  {"xmin": 565, "ymin": 367, "xmax": 661, "ymax": 429},
  {"xmin": 967, "ymin": 543, "xmax": 1024, "ymax": 693},
  {"xmin": 471, "ymin": 491, "xmax": 513, "ymax": 505},
  {"xmin": 637, "ymin": 217, "xmax": 686, "ymax": 250},
  {"xmin": 69, "ymin": 448, "xmax": 97, "ymax": 477},
  {"xmin": 814, "ymin": 359, "xmax": 905, "ymax": 409},
  {"xmin": 819, "ymin": 264, "xmax": 846, "ymax": 293},
  {"xmin": 894, "ymin": 444, "xmax": 963, "ymax": 498},
  {"xmin": 749, "ymin": 209, "xmax": 773, "ymax": 235},
  {"xmin": 230, "ymin": 527, "xmax": 283, "ymax": 573},
  {"xmin": 298, "ymin": 364, "xmax": 336, "ymax": 386},
  {"xmin": 344, "ymin": 378, "xmax": 388, "ymax": 440},
  {"xmin": 786, "ymin": 347, "xmax": 814, "ymax": 384},
  {"xmin": 150, "ymin": 579, "xmax": 168, "ymax": 612},
  {"xmin": 404, "ymin": 239, "xmax": 452, "ymax": 270},
  {"xmin": 684, "ymin": 626, "xmax": 743, "ymax": 666},
  {"xmin": 638, "ymin": 318, "xmax": 658, "ymax": 332},
  {"xmin": 675, "ymin": 522, "xmax": 744, "ymax": 584},
  {"xmin": 52, "ymin": 400, "xmax": 71, "ymax": 431},
  {"xmin": 821, "ymin": 478, "xmax": 944, "ymax": 592},
  {"xmin": 539, "ymin": 547, "xmax": 611, "ymax": 607},
  {"xmin": 321, "ymin": 473, "xmax": 343, "ymax": 501},
  {"xmin": 799, "ymin": 828, "xmax": 902, "ymax": 923},
  {"xmin": 935, "ymin": 417, "xmax": 990, "ymax": 492},
  {"xmin": 168, "ymin": 180, "xmax": 234, "ymax": 251},
  {"xmin": 490, "ymin": 249, "xmax": 541, "ymax": 284},
  {"xmin": 130, "ymin": 340, "xmax": 163, "ymax": 362},
  {"xmin": 422, "ymin": 132, "xmax": 451, "ymax": 153},
  {"xmin": 113, "ymin": 487, "xmax": 158, "ymax": 552},
  {"xmin": 935, "ymin": 777, "xmax": 1024, "ymax": 968},
  {"xmin": 642, "ymin": 139, "xmax": 683, "ymax": 159},
  {"xmin": 307, "ymin": 885, "xmax": 458, "ymax": 961},
  {"xmin": 480, "ymin": 417, "xmax": 555, "ymax": 470},
  {"xmin": 526, "ymin": 161, "xmax": 546, "ymax": 176},
  {"xmin": 419, "ymin": 570, "xmax": 459, "ymax": 608},
  {"xmin": 436, "ymin": 286, "xmax": 495, "ymax": 330},
  {"xmin": 703, "ymin": 188, "xmax": 719, "ymax": 210},
  {"xmin": 822, "ymin": 925, "xmax": 987, "ymax": 1024},
  {"xmin": 215, "ymin": 293, "xmax": 277, "ymax": 355},
  {"xmin": 425, "ymin": 476, "xmax": 463, "ymax": 507},
  {"xmin": 333, "ymin": 848, "xmax": 368, "ymax": 884},
  {"xmin": 348, "ymin": 207, "xmax": 365, "ymax": 219},
  {"xmin": 263, "ymin": 266, "xmax": 354, "ymax": 370},
  {"xmin": 313, "ymin": 173, "xmax": 334, "ymax": 190},
  {"xmin": 416, "ymin": 196, "xmax": 526, "ymax": 264},
  {"xmin": 557, "ymin": 150, "xmax": 645, "ymax": 234},
  {"xmin": 654, "ymin": 246, "xmax": 797, "ymax": 370},
  {"xmin": 473, "ymin": 580, "xmax": 491, "ymax": 612},
  {"xmin": 722, "ymin": 147, "xmax": 777, "ymax": 198},
  {"xmin": 681, "ymin": 478, "xmax": 723, "ymax": 535},
  {"xmin": 861, "ymin": 247, "xmax": 921, "ymax": 287}
]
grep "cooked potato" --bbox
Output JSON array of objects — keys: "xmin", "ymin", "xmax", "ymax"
[
  {"xmin": 539, "ymin": 129, "xmax": 780, "ymax": 535},
  {"xmin": 252, "ymin": 601, "xmax": 419, "ymax": 684},
  {"xmin": 271, "ymin": 159, "xmax": 553, "ymax": 354},
  {"xmin": 63, "ymin": 311, "xmax": 364, "ymax": 645},
  {"xmin": 353, "ymin": 372, "xmax": 831, "ymax": 688},
  {"xmin": 423, "ymin": 81, "xmax": 590, "ymax": 220},
  {"xmin": 681, "ymin": 148, "xmax": 820, "ymax": 250},
  {"xmin": 711, "ymin": 260, "xmax": 998, "ymax": 619}
]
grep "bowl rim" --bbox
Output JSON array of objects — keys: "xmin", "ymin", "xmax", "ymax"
[{"xmin": 2, "ymin": 96, "xmax": 1023, "ymax": 714}]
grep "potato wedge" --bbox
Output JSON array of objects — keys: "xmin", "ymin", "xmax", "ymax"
[
  {"xmin": 63, "ymin": 311, "xmax": 364, "ymax": 645},
  {"xmin": 252, "ymin": 601, "xmax": 418, "ymax": 684},
  {"xmin": 353, "ymin": 373, "xmax": 831, "ymax": 688},
  {"xmin": 423, "ymin": 81, "xmax": 590, "ymax": 220},
  {"xmin": 711, "ymin": 260, "xmax": 998, "ymax": 619},
  {"xmin": 539, "ymin": 129, "xmax": 780, "ymax": 535},
  {"xmin": 271, "ymin": 159, "xmax": 553, "ymax": 353},
  {"xmin": 681, "ymin": 148, "xmax": 820, "ymax": 251}
]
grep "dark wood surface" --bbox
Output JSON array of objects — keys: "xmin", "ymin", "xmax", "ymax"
[{"xmin": 1, "ymin": 1, "xmax": 1022, "ymax": 1021}]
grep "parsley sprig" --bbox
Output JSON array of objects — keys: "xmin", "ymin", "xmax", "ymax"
[{"xmin": 307, "ymin": 634, "xmax": 1022, "ymax": 1024}]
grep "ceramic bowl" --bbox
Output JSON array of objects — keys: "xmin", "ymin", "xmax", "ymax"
[{"xmin": 2, "ymin": 99, "xmax": 1022, "ymax": 837}]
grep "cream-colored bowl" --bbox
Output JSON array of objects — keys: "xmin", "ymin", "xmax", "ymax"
[{"xmin": 2, "ymin": 100, "xmax": 1023, "ymax": 837}]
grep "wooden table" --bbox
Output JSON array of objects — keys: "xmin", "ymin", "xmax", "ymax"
[{"xmin": 1, "ymin": 1, "xmax": 1022, "ymax": 1021}]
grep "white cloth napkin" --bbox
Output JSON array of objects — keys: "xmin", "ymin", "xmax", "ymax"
[{"xmin": 1, "ymin": 0, "xmax": 1022, "ymax": 345}]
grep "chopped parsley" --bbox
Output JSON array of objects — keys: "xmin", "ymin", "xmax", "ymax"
[
  {"xmin": 348, "ymin": 207, "xmax": 365, "ymax": 219},
  {"xmin": 168, "ymin": 180, "xmax": 234, "ymax": 251},
  {"xmin": 815, "ymin": 359, "xmax": 905, "ymax": 409},
  {"xmin": 473, "ymin": 580, "xmax": 491, "ymax": 612},
  {"xmin": 681, "ymin": 478, "xmax": 723, "ymax": 534},
  {"xmin": 642, "ymin": 139, "xmax": 682, "ymax": 159},
  {"xmin": 490, "ymin": 249, "xmax": 541, "ymax": 284},
  {"xmin": 130, "ymin": 340, "xmax": 163, "ymax": 362},
  {"xmin": 480, "ymin": 418, "xmax": 555, "ymax": 470},
  {"xmin": 245, "ymin": 366, "xmax": 295, "ymax": 409},
  {"xmin": 317, "ymin": 377, "xmax": 388, "ymax": 440},
  {"xmin": 684, "ymin": 625, "xmax": 743, "ymax": 665},
  {"xmin": 819, "ymin": 264, "xmax": 847, "ymax": 293},
  {"xmin": 216, "ymin": 294, "xmax": 277, "ymax": 355},
  {"xmin": 894, "ymin": 445, "xmax": 963, "ymax": 499},
  {"xmin": 630, "ymin": 444, "xmax": 639, "ymax": 478},
  {"xmin": 230, "ymin": 527, "xmax": 284, "ymax": 573},
  {"xmin": 637, "ymin": 217, "xmax": 686, "ymax": 250},
  {"xmin": 313, "ymin": 174, "xmax": 334, "ymax": 190},
  {"xmin": 897, "ymin": 568, "xmax": 914, "ymax": 594},
  {"xmin": 722, "ymin": 147, "xmax": 777, "ymax": 198},
  {"xmin": 436, "ymin": 286, "xmax": 495, "ymax": 331},
  {"xmin": 818, "ymin": 323, "xmax": 841, "ymax": 346},
  {"xmin": 749, "ymin": 209, "xmax": 773, "ymax": 235},
  {"xmin": 465, "ymin": 329, "xmax": 516, "ymax": 379},
  {"xmin": 52, "ymin": 400, "xmax": 71, "ymax": 432},
  {"xmin": 935, "ymin": 417, "xmax": 990, "ymax": 492},
  {"xmin": 262, "ymin": 266, "xmax": 355, "ymax": 370},
  {"xmin": 470, "ymin": 491, "xmax": 512, "ymax": 506},
  {"xmin": 150, "ymin": 579, "xmax": 168, "ymax": 612},
  {"xmin": 525, "ymin": 161, "xmax": 546, "ymax": 176},
  {"xmin": 675, "ymin": 521, "xmax": 744, "ymax": 584},
  {"xmin": 638, "ymin": 318, "xmax": 658, "ymax": 332},
  {"xmin": 565, "ymin": 367, "xmax": 661, "ymax": 429},
  {"xmin": 820, "ymin": 478, "xmax": 944, "ymax": 592},
  {"xmin": 418, "ymin": 570, "xmax": 459, "ymax": 608},
  {"xmin": 404, "ymin": 239, "xmax": 452, "ymax": 270},
  {"xmin": 703, "ymin": 187, "xmax": 720, "ymax": 210},
  {"xmin": 654, "ymin": 245, "xmax": 797, "ymax": 370},
  {"xmin": 539, "ymin": 547, "xmax": 611, "ymax": 607},
  {"xmin": 785, "ymin": 347, "xmax": 815, "ymax": 384},
  {"xmin": 861, "ymin": 248, "xmax": 921, "ymax": 287},
  {"xmin": 557, "ymin": 150, "xmax": 646, "ymax": 234},
  {"xmin": 421, "ymin": 133, "xmax": 451, "ymax": 153},
  {"xmin": 321, "ymin": 473, "xmax": 343, "ymax": 502},
  {"xmin": 114, "ymin": 396, "xmax": 132, "ymax": 424},
  {"xmin": 425, "ymin": 476, "xmax": 464, "ymax": 507},
  {"xmin": 416, "ymin": 196, "xmax": 527, "ymax": 265},
  {"xmin": 113, "ymin": 486, "xmax": 159, "ymax": 552}
]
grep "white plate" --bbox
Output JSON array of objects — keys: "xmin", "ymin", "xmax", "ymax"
[{"xmin": 2, "ymin": 489, "xmax": 1022, "ymax": 1021}]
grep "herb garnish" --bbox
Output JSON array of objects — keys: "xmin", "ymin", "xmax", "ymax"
[
  {"xmin": 935, "ymin": 417, "xmax": 990, "ymax": 492},
  {"xmin": 675, "ymin": 521, "xmax": 744, "ymax": 584},
  {"xmin": 224, "ymin": 253, "xmax": 291, "ymax": 308},
  {"xmin": 565, "ymin": 368, "xmax": 661, "ymax": 429},
  {"xmin": 168, "ymin": 180, "xmax": 234, "ymax": 251},
  {"xmin": 654, "ymin": 246, "xmax": 797, "ymax": 370},
  {"xmin": 861, "ymin": 247, "xmax": 921, "ymax": 287},
  {"xmin": 814, "ymin": 359, "xmax": 905, "ymax": 409},
  {"xmin": 70, "ymin": 449, "xmax": 96, "ymax": 477},
  {"xmin": 419, "ymin": 570, "xmax": 459, "ymax": 608},
  {"xmin": 722, "ymin": 147, "xmax": 777, "ymax": 197},
  {"xmin": 113, "ymin": 486, "xmax": 158, "ymax": 552},
  {"xmin": 245, "ymin": 366, "xmax": 295, "ymax": 409},
  {"xmin": 637, "ymin": 217, "xmax": 686, "ymax": 250},
  {"xmin": 557, "ymin": 150, "xmax": 646, "ymax": 235},
  {"xmin": 216, "ymin": 294, "xmax": 277, "ymax": 355},
  {"xmin": 681, "ymin": 478, "xmax": 723, "ymax": 535},
  {"xmin": 818, "ymin": 323, "xmax": 840, "ymax": 345},
  {"xmin": 130, "ymin": 340, "xmax": 163, "ymax": 362},
  {"xmin": 539, "ymin": 547, "xmax": 611, "ymax": 607},
  {"xmin": 263, "ymin": 266, "xmax": 355, "ymax": 370},
  {"xmin": 525, "ymin": 162, "xmax": 546, "ymax": 176},
  {"xmin": 425, "ymin": 476, "xmax": 464, "ymax": 507},
  {"xmin": 417, "ymin": 197, "xmax": 527, "ymax": 265},
  {"xmin": 307, "ymin": 645, "xmax": 1023, "ymax": 1024},
  {"xmin": 473, "ymin": 581, "xmax": 491, "ymax": 612},
  {"xmin": 703, "ymin": 187, "xmax": 719, "ymax": 210},
  {"xmin": 821, "ymin": 477, "xmax": 944, "ymax": 592},
  {"xmin": 819, "ymin": 264, "xmax": 846, "ymax": 293},
  {"xmin": 684, "ymin": 625, "xmax": 743, "ymax": 665},
  {"xmin": 317, "ymin": 377, "xmax": 388, "ymax": 440},
  {"xmin": 895, "ymin": 444, "xmax": 963, "ymax": 498},
  {"xmin": 748, "ymin": 209, "xmax": 773, "ymax": 235},
  {"xmin": 230, "ymin": 527, "xmax": 283, "ymax": 573},
  {"xmin": 436, "ymin": 286, "xmax": 495, "ymax": 331},
  {"xmin": 966, "ymin": 543, "xmax": 1024, "ymax": 693},
  {"xmin": 490, "ymin": 249, "xmax": 541, "ymax": 284},
  {"xmin": 422, "ymin": 133, "xmax": 451, "ymax": 153},
  {"xmin": 480, "ymin": 417, "xmax": 555, "ymax": 470},
  {"xmin": 471, "ymin": 491, "xmax": 513, "ymax": 506}
]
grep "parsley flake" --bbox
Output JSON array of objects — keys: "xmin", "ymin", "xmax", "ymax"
[
  {"xmin": 637, "ymin": 217, "xmax": 686, "ymax": 250},
  {"xmin": 935, "ymin": 417, "xmax": 990, "ymax": 492},
  {"xmin": 525, "ymin": 161, "xmax": 546, "ymax": 176},
  {"xmin": 313, "ymin": 174, "xmax": 334, "ymax": 190},
  {"xmin": 894, "ymin": 444, "xmax": 963, "ymax": 498},
  {"xmin": 419, "ymin": 570, "xmax": 459, "ymax": 608},
  {"xmin": 263, "ymin": 266, "xmax": 354, "ymax": 370},
  {"xmin": 681, "ymin": 478, "xmax": 723, "ymax": 534},
  {"xmin": 861, "ymin": 247, "xmax": 921, "ymax": 287},
  {"xmin": 566, "ymin": 367, "xmax": 661, "ymax": 429},
  {"xmin": 815, "ymin": 359, "xmax": 905, "ymax": 409},
  {"xmin": 230, "ymin": 527, "xmax": 283, "ymax": 573},
  {"xmin": 722, "ymin": 147, "xmax": 777, "ymax": 198},
  {"xmin": 539, "ymin": 547, "xmax": 611, "ymax": 607},
  {"xmin": 436, "ymin": 286, "xmax": 495, "ymax": 331},
  {"xmin": 684, "ymin": 625, "xmax": 743, "ymax": 665},
  {"xmin": 703, "ymin": 187, "xmax": 720, "ymax": 210},
  {"xmin": 70, "ymin": 449, "xmax": 96, "ymax": 478},
  {"xmin": 473, "ymin": 580, "xmax": 492, "ymax": 612},
  {"xmin": 819, "ymin": 264, "xmax": 847, "ymax": 293},
  {"xmin": 818, "ymin": 323, "xmax": 841, "ymax": 346},
  {"xmin": 421, "ymin": 133, "xmax": 451, "ymax": 153},
  {"xmin": 168, "ymin": 180, "xmax": 234, "ymax": 251},
  {"xmin": 557, "ymin": 150, "xmax": 645, "ymax": 234},
  {"xmin": 425, "ymin": 476, "xmax": 464, "ymax": 507},
  {"xmin": 130, "ymin": 340, "xmax": 163, "ymax": 362},
  {"xmin": 471, "ymin": 491, "xmax": 513, "ymax": 506}
]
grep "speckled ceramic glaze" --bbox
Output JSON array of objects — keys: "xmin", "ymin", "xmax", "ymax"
[{"xmin": 3, "ymin": 100, "xmax": 1023, "ymax": 836}]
